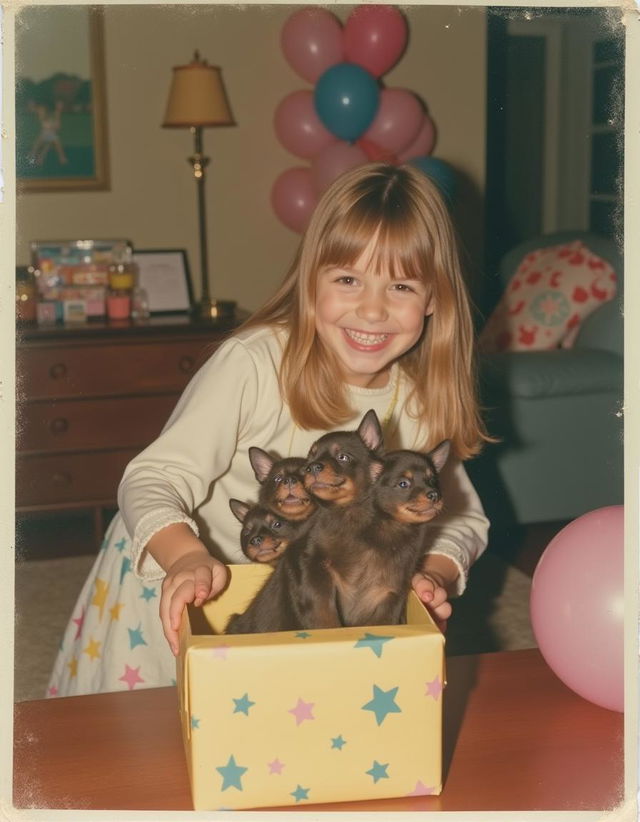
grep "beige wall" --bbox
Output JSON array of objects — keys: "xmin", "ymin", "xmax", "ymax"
[{"xmin": 16, "ymin": 4, "xmax": 487, "ymax": 312}]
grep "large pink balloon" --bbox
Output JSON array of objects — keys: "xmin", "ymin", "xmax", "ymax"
[
  {"xmin": 397, "ymin": 114, "xmax": 437, "ymax": 162},
  {"xmin": 343, "ymin": 4, "xmax": 408, "ymax": 77},
  {"xmin": 281, "ymin": 8, "xmax": 344, "ymax": 84},
  {"xmin": 274, "ymin": 90, "xmax": 338, "ymax": 159},
  {"xmin": 362, "ymin": 88, "xmax": 423, "ymax": 155},
  {"xmin": 530, "ymin": 506, "xmax": 624, "ymax": 712},
  {"xmin": 311, "ymin": 141, "xmax": 368, "ymax": 193},
  {"xmin": 271, "ymin": 167, "xmax": 318, "ymax": 233}
]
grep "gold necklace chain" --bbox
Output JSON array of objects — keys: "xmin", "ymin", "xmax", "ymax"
[{"xmin": 286, "ymin": 369, "xmax": 400, "ymax": 457}]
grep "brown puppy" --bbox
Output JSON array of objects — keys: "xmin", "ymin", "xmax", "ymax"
[
  {"xmin": 225, "ymin": 411, "xmax": 383, "ymax": 634},
  {"xmin": 327, "ymin": 443, "xmax": 450, "ymax": 627},
  {"xmin": 249, "ymin": 450, "xmax": 317, "ymax": 522},
  {"xmin": 229, "ymin": 500, "xmax": 305, "ymax": 564}
]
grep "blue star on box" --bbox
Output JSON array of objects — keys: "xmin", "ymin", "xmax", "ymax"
[
  {"xmin": 366, "ymin": 760, "xmax": 389, "ymax": 783},
  {"xmin": 233, "ymin": 693, "xmax": 255, "ymax": 715},
  {"xmin": 362, "ymin": 684, "xmax": 402, "ymax": 725},
  {"xmin": 216, "ymin": 755, "xmax": 247, "ymax": 792},
  {"xmin": 330, "ymin": 735, "xmax": 347, "ymax": 750},
  {"xmin": 290, "ymin": 784, "xmax": 310, "ymax": 802},
  {"xmin": 354, "ymin": 632, "xmax": 394, "ymax": 658},
  {"xmin": 191, "ymin": 715, "xmax": 200, "ymax": 729}
]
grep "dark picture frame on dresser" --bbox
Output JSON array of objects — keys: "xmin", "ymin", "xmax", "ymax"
[
  {"xmin": 15, "ymin": 315, "xmax": 244, "ymax": 547},
  {"xmin": 132, "ymin": 249, "xmax": 194, "ymax": 315}
]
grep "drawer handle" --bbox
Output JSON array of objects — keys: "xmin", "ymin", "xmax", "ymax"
[
  {"xmin": 179, "ymin": 355, "xmax": 195, "ymax": 373},
  {"xmin": 52, "ymin": 471, "xmax": 72, "ymax": 486},
  {"xmin": 50, "ymin": 417, "xmax": 69, "ymax": 435},
  {"xmin": 49, "ymin": 363, "xmax": 68, "ymax": 380}
]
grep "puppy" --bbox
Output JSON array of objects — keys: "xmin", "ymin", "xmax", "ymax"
[
  {"xmin": 333, "ymin": 442, "xmax": 450, "ymax": 627},
  {"xmin": 249, "ymin": 450, "xmax": 317, "ymax": 522},
  {"xmin": 229, "ymin": 500, "xmax": 304, "ymax": 564},
  {"xmin": 225, "ymin": 410, "xmax": 384, "ymax": 634}
]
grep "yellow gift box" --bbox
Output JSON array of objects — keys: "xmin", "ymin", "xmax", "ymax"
[{"xmin": 177, "ymin": 563, "xmax": 445, "ymax": 810}]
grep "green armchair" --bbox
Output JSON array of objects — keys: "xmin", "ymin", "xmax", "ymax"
[{"xmin": 468, "ymin": 231, "xmax": 623, "ymax": 526}]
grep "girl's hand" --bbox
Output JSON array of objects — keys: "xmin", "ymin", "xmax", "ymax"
[
  {"xmin": 160, "ymin": 549, "xmax": 228, "ymax": 656},
  {"xmin": 145, "ymin": 523, "xmax": 229, "ymax": 656},
  {"xmin": 411, "ymin": 571, "xmax": 452, "ymax": 632},
  {"xmin": 411, "ymin": 553, "xmax": 459, "ymax": 633}
]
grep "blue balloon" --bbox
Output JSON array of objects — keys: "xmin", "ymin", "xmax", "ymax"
[
  {"xmin": 314, "ymin": 62, "xmax": 380, "ymax": 142},
  {"xmin": 410, "ymin": 156, "xmax": 457, "ymax": 205}
]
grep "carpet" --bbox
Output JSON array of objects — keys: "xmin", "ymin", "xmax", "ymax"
[{"xmin": 13, "ymin": 550, "xmax": 536, "ymax": 702}]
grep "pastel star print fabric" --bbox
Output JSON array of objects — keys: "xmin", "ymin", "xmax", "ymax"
[
  {"xmin": 181, "ymin": 613, "xmax": 444, "ymax": 809},
  {"xmin": 47, "ymin": 512, "xmax": 176, "ymax": 697}
]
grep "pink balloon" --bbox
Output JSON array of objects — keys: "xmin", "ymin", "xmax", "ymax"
[
  {"xmin": 274, "ymin": 90, "xmax": 338, "ymax": 159},
  {"xmin": 281, "ymin": 8, "xmax": 344, "ymax": 84},
  {"xmin": 311, "ymin": 141, "xmax": 368, "ymax": 194},
  {"xmin": 397, "ymin": 114, "xmax": 437, "ymax": 162},
  {"xmin": 363, "ymin": 88, "xmax": 423, "ymax": 155},
  {"xmin": 530, "ymin": 506, "xmax": 624, "ymax": 712},
  {"xmin": 271, "ymin": 167, "xmax": 318, "ymax": 233},
  {"xmin": 344, "ymin": 4, "xmax": 408, "ymax": 77}
]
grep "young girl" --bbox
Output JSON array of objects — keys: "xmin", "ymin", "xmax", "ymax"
[{"xmin": 47, "ymin": 163, "xmax": 490, "ymax": 698}]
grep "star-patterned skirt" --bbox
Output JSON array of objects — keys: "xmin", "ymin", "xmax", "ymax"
[{"xmin": 46, "ymin": 511, "xmax": 176, "ymax": 698}]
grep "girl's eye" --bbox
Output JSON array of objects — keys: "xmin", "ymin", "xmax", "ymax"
[
  {"xmin": 336, "ymin": 275, "xmax": 357, "ymax": 286},
  {"xmin": 392, "ymin": 282, "xmax": 416, "ymax": 293},
  {"xmin": 337, "ymin": 453, "xmax": 351, "ymax": 462}
]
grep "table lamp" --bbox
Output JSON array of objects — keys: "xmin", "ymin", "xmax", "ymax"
[{"xmin": 162, "ymin": 51, "xmax": 236, "ymax": 320}]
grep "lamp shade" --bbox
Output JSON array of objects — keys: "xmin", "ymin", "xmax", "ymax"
[{"xmin": 163, "ymin": 53, "xmax": 234, "ymax": 128}]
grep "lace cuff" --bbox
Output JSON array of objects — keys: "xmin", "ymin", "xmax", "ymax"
[
  {"xmin": 426, "ymin": 540, "xmax": 470, "ymax": 597},
  {"xmin": 132, "ymin": 509, "xmax": 200, "ymax": 581}
]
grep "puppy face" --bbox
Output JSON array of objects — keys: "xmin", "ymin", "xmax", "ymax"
[
  {"xmin": 229, "ymin": 500, "xmax": 300, "ymax": 563},
  {"xmin": 249, "ymin": 450, "xmax": 316, "ymax": 522},
  {"xmin": 374, "ymin": 443, "xmax": 450, "ymax": 524},
  {"xmin": 304, "ymin": 431, "xmax": 383, "ymax": 505}
]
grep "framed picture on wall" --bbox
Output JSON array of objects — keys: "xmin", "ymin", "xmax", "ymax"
[
  {"xmin": 15, "ymin": 6, "xmax": 110, "ymax": 193},
  {"xmin": 133, "ymin": 249, "xmax": 194, "ymax": 315}
]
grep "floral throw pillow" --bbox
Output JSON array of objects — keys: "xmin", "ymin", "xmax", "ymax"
[{"xmin": 478, "ymin": 241, "xmax": 617, "ymax": 353}]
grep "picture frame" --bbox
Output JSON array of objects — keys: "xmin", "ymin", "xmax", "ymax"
[
  {"xmin": 132, "ymin": 249, "xmax": 194, "ymax": 315},
  {"xmin": 15, "ymin": 6, "xmax": 110, "ymax": 193}
]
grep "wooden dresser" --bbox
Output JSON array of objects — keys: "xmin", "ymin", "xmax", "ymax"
[{"xmin": 16, "ymin": 315, "xmax": 243, "ymax": 540}]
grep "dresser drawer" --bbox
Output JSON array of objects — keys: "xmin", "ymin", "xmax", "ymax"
[
  {"xmin": 18, "ymin": 394, "xmax": 179, "ymax": 454},
  {"xmin": 18, "ymin": 338, "xmax": 213, "ymax": 400},
  {"xmin": 16, "ymin": 449, "xmax": 139, "ymax": 508}
]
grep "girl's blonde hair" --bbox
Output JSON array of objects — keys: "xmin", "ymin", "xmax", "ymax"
[{"xmin": 241, "ymin": 162, "xmax": 488, "ymax": 459}]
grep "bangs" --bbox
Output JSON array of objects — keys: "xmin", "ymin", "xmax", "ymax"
[{"xmin": 313, "ymin": 172, "xmax": 438, "ymax": 285}]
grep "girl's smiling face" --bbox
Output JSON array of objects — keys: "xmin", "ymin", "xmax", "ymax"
[{"xmin": 315, "ymin": 240, "xmax": 432, "ymax": 389}]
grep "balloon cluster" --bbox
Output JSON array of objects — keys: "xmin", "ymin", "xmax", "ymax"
[{"xmin": 271, "ymin": 5, "xmax": 452, "ymax": 233}]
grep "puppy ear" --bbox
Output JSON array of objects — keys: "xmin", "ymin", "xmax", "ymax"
[
  {"xmin": 229, "ymin": 499, "xmax": 251, "ymax": 523},
  {"xmin": 370, "ymin": 459, "xmax": 384, "ymax": 482},
  {"xmin": 249, "ymin": 447, "xmax": 275, "ymax": 483},
  {"xmin": 358, "ymin": 409, "xmax": 384, "ymax": 452},
  {"xmin": 428, "ymin": 440, "xmax": 451, "ymax": 473}
]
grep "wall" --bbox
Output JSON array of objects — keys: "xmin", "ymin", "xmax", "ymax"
[{"xmin": 16, "ymin": 4, "xmax": 487, "ymax": 312}]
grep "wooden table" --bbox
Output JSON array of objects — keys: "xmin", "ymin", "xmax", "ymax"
[{"xmin": 13, "ymin": 649, "xmax": 624, "ymax": 812}]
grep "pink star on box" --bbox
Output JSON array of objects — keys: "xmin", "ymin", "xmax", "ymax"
[
  {"xmin": 47, "ymin": 685, "xmax": 58, "ymax": 697},
  {"xmin": 407, "ymin": 780, "xmax": 436, "ymax": 796},
  {"xmin": 425, "ymin": 675, "xmax": 443, "ymax": 700},
  {"xmin": 211, "ymin": 644, "xmax": 230, "ymax": 660},
  {"xmin": 72, "ymin": 608, "xmax": 85, "ymax": 640},
  {"xmin": 268, "ymin": 758, "xmax": 285, "ymax": 774},
  {"xmin": 119, "ymin": 664, "xmax": 145, "ymax": 690},
  {"xmin": 288, "ymin": 698, "xmax": 315, "ymax": 725}
]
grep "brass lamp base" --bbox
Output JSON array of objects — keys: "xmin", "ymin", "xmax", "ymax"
[{"xmin": 196, "ymin": 298, "xmax": 237, "ymax": 320}]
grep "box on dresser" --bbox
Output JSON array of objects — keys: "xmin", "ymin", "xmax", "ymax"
[{"xmin": 16, "ymin": 315, "xmax": 244, "ymax": 547}]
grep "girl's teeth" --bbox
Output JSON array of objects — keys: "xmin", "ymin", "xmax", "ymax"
[{"xmin": 345, "ymin": 329, "xmax": 389, "ymax": 345}]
